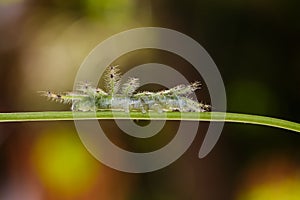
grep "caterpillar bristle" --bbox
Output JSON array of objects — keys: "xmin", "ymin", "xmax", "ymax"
[{"xmin": 38, "ymin": 91, "xmax": 73, "ymax": 104}]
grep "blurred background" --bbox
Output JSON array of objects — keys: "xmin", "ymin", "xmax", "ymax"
[{"xmin": 0, "ymin": 0, "xmax": 299, "ymax": 199}]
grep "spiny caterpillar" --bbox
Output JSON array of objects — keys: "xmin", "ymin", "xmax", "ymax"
[{"xmin": 40, "ymin": 66, "xmax": 211, "ymax": 113}]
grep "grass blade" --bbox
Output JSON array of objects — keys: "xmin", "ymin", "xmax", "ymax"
[{"xmin": 0, "ymin": 111, "xmax": 299, "ymax": 133}]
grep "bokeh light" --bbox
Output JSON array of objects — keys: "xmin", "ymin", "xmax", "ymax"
[
  {"xmin": 31, "ymin": 128, "xmax": 100, "ymax": 197},
  {"xmin": 236, "ymin": 155, "xmax": 300, "ymax": 200}
]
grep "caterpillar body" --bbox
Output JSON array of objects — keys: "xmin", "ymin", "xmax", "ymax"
[{"xmin": 41, "ymin": 66, "xmax": 211, "ymax": 113}]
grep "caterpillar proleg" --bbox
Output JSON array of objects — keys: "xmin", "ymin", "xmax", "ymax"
[{"xmin": 40, "ymin": 66, "xmax": 211, "ymax": 113}]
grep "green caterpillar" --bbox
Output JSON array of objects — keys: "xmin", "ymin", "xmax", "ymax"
[{"xmin": 41, "ymin": 66, "xmax": 211, "ymax": 113}]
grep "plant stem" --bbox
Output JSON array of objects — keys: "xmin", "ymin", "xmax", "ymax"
[{"xmin": 0, "ymin": 111, "xmax": 299, "ymax": 133}]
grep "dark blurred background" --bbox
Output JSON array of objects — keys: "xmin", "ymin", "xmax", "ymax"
[{"xmin": 0, "ymin": 0, "xmax": 299, "ymax": 199}]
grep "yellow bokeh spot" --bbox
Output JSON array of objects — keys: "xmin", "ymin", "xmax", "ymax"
[
  {"xmin": 31, "ymin": 128, "xmax": 100, "ymax": 196},
  {"xmin": 237, "ymin": 177, "xmax": 300, "ymax": 200}
]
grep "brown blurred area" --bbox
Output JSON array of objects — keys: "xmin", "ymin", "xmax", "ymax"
[{"xmin": 0, "ymin": 0, "xmax": 299, "ymax": 199}]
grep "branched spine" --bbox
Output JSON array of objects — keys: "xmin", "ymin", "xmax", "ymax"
[{"xmin": 105, "ymin": 65, "xmax": 121, "ymax": 96}]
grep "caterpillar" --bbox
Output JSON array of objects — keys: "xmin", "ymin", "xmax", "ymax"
[{"xmin": 40, "ymin": 66, "xmax": 211, "ymax": 113}]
